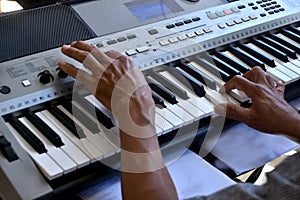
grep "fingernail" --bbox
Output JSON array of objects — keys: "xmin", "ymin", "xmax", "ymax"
[{"xmin": 214, "ymin": 104, "xmax": 226, "ymax": 116}]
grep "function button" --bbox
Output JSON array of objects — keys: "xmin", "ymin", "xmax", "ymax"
[
  {"xmin": 136, "ymin": 47, "xmax": 149, "ymax": 53},
  {"xmin": 226, "ymin": 21, "xmax": 235, "ymax": 27},
  {"xmin": 261, "ymin": 4, "xmax": 266, "ymax": 7},
  {"xmin": 249, "ymin": 15, "xmax": 258, "ymax": 20},
  {"xmin": 275, "ymin": 4, "xmax": 281, "ymax": 8},
  {"xmin": 21, "ymin": 80, "xmax": 32, "ymax": 87},
  {"xmin": 169, "ymin": 37, "xmax": 179, "ymax": 43},
  {"xmin": 268, "ymin": 11, "xmax": 274, "ymax": 14},
  {"xmin": 238, "ymin": 5, "xmax": 246, "ymax": 9},
  {"xmin": 184, "ymin": 19, "xmax": 192, "ymax": 24},
  {"xmin": 178, "ymin": 35, "xmax": 188, "ymax": 41},
  {"xmin": 260, "ymin": 13, "xmax": 267, "ymax": 17},
  {"xmin": 262, "ymin": 0, "xmax": 267, "ymax": 2},
  {"xmin": 166, "ymin": 24, "xmax": 175, "ymax": 29},
  {"xmin": 234, "ymin": 19, "xmax": 243, "ymax": 24},
  {"xmin": 274, "ymin": 9, "xmax": 280, "ymax": 13},
  {"xmin": 270, "ymin": 6, "xmax": 275, "ymax": 9},
  {"xmin": 127, "ymin": 34, "xmax": 137, "ymax": 39},
  {"xmin": 0, "ymin": 85, "xmax": 11, "ymax": 94},
  {"xmin": 175, "ymin": 22, "xmax": 184, "ymax": 26},
  {"xmin": 252, "ymin": 6, "xmax": 258, "ymax": 10},
  {"xmin": 271, "ymin": 1, "xmax": 277, "ymax": 4},
  {"xmin": 242, "ymin": 16, "xmax": 251, "ymax": 22},
  {"xmin": 216, "ymin": 11, "xmax": 226, "ymax": 17},
  {"xmin": 265, "ymin": 7, "xmax": 270, "ymax": 11},
  {"xmin": 257, "ymin": 1, "xmax": 262, "ymax": 3},
  {"xmin": 207, "ymin": 13, "xmax": 218, "ymax": 19},
  {"xmin": 159, "ymin": 40, "xmax": 170, "ymax": 46},
  {"xmin": 107, "ymin": 40, "xmax": 117, "ymax": 45},
  {"xmin": 195, "ymin": 30, "xmax": 205, "ymax": 35},
  {"xmin": 148, "ymin": 29, "xmax": 159, "ymax": 35},
  {"xmin": 126, "ymin": 49, "xmax": 137, "ymax": 56},
  {"xmin": 231, "ymin": 7, "xmax": 241, "ymax": 13},
  {"xmin": 266, "ymin": 2, "xmax": 271, "ymax": 6},
  {"xmin": 117, "ymin": 37, "xmax": 127, "ymax": 42},
  {"xmin": 96, "ymin": 43, "xmax": 104, "ymax": 48},
  {"xmin": 203, "ymin": 28, "xmax": 213, "ymax": 33},
  {"xmin": 218, "ymin": 24, "xmax": 226, "ymax": 29},
  {"xmin": 248, "ymin": 3, "xmax": 254, "ymax": 6},
  {"xmin": 186, "ymin": 32, "xmax": 196, "ymax": 38},
  {"xmin": 279, "ymin": 8, "xmax": 285, "ymax": 11},
  {"xmin": 192, "ymin": 17, "xmax": 201, "ymax": 21},
  {"xmin": 224, "ymin": 9, "xmax": 233, "ymax": 15}
]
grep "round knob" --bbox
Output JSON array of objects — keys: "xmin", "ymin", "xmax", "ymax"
[
  {"xmin": 37, "ymin": 70, "xmax": 54, "ymax": 84},
  {"xmin": 56, "ymin": 68, "xmax": 68, "ymax": 78},
  {"xmin": 0, "ymin": 85, "xmax": 11, "ymax": 94}
]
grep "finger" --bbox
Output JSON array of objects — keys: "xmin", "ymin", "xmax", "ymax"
[
  {"xmin": 276, "ymin": 80, "xmax": 285, "ymax": 96},
  {"xmin": 266, "ymin": 74, "xmax": 276, "ymax": 89},
  {"xmin": 214, "ymin": 103, "xmax": 251, "ymax": 122},
  {"xmin": 105, "ymin": 50, "xmax": 123, "ymax": 59},
  {"xmin": 61, "ymin": 45, "xmax": 90, "ymax": 63},
  {"xmin": 243, "ymin": 66, "xmax": 266, "ymax": 83},
  {"xmin": 71, "ymin": 41, "xmax": 95, "ymax": 52},
  {"xmin": 223, "ymin": 75, "xmax": 255, "ymax": 97}
]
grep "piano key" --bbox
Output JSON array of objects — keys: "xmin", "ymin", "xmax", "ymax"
[
  {"xmin": 155, "ymin": 107, "xmax": 184, "ymax": 129},
  {"xmin": 276, "ymin": 33, "xmax": 300, "ymax": 47},
  {"xmin": 194, "ymin": 55, "xmax": 231, "ymax": 82},
  {"xmin": 19, "ymin": 117, "xmax": 77, "ymax": 174},
  {"xmin": 48, "ymin": 105, "xmax": 86, "ymax": 139},
  {"xmin": 209, "ymin": 54, "xmax": 242, "ymax": 76},
  {"xmin": 146, "ymin": 77, "xmax": 178, "ymax": 104},
  {"xmin": 259, "ymin": 36, "xmax": 297, "ymax": 59},
  {"xmin": 7, "ymin": 117, "xmax": 47, "ymax": 154},
  {"xmin": 238, "ymin": 43, "xmax": 276, "ymax": 67},
  {"xmin": 165, "ymin": 67, "xmax": 206, "ymax": 97},
  {"xmin": 154, "ymin": 113, "xmax": 173, "ymax": 135},
  {"xmin": 275, "ymin": 64, "xmax": 299, "ymax": 80},
  {"xmin": 39, "ymin": 111, "xmax": 102, "ymax": 162},
  {"xmin": 227, "ymin": 47, "xmax": 266, "ymax": 70},
  {"xmin": 213, "ymin": 51, "xmax": 250, "ymax": 73},
  {"xmin": 176, "ymin": 62, "xmax": 217, "ymax": 90},
  {"xmin": 268, "ymin": 34, "xmax": 300, "ymax": 54},
  {"xmin": 251, "ymin": 39, "xmax": 289, "ymax": 62},
  {"xmin": 6, "ymin": 123, "xmax": 63, "ymax": 180},
  {"xmin": 150, "ymin": 72, "xmax": 189, "ymax": 100},
  {"xmin": 281, "ymin": 29, "xmax": 300, "ymax": 44},
  {"xmin": 73, "ymin": 95, "xmax": 114, "ymax": 129},
  {"xmin": 152, "ymin": 92, "xmax": 166, "ymax": 108},
  {"xmin": 58, "ymin": 105, "xmax": 116, "ymax": 158},
  {"xmin": 288, "ymin": 26, "xmax": 300, "ymax": 37},
  {"xmin": 25, "ymin": 111, "xmax": 64, "ymax": 147},
  {"xmin": 37, "ymin": 111, "xmax": 92, "ymax": 166}
]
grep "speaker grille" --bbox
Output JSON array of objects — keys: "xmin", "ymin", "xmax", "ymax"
[{"xmin": 0, "ymin": 4, "xmax": 96, "ymax": 62}]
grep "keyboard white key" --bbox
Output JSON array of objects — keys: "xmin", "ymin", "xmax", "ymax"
[
  {"xmin": 155, "ymin": 107, "xmax": 183, "ymax": 129},
  {"xmin": 154, "ymin": 112, "xmax": 173, "ymax": 134}
]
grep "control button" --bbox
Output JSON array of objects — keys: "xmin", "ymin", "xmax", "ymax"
[
  {"xmin": 96, "ymin": 43, "xmax": 104, "ymax": 48},
  {"xmin": 175, "ymin": 22, "xmax": 184, "ymax": 26},
  {"xmin": 268, "ymin": 11, "xmax": 274, "ymax": 14},
  {"xmin": 231, "ymin": 7, "xmax": 241, "ymax": 13},
  {"xmin": 275, "ymin": 4, "xmax": 281, "ymax": 8},
  {"xmin": 117, "ymin": 37, "xmax": 127, "ymax": 42},
  {"xmin": 21, "ymin": 79, "xmax": 32, "ymax": 87},
  {"xmin": 159, "ymin": 40, "xmax": 170, "ymax": 46},
  {"xmin": 136, "ymin": 47, "xmax": 149, "ymax": 53},
  {"xmin": 166, "ymin": 24, "xmax": 175, "ymax": 29},
  {"xmin": 279, "ymin": 8, "xmax": 285, "ymax": 11},
  {"xmin": 203, "ymin": 28, "xmax": 213, "ymax": 33},
  {"xmin": 127, "ymin": 34, "xmax": 137, "ymax": 39},
  {"xmin": 266, "ymin": 2, "xmax": 271, "ymax": 6},
  {"xmin": 249, "ymin": 15, "xmax": 258, "ymax": 20},
  {"xmin": 216, "ymin": 11, "xmax": 226, "ymax": 17},
  {"xmin": 274, "ymin": 9, "xmax": 280, "ymax": 13},
  {"xmin": 262, "ymin": 0, "xmax": 267, "ymax": 2},
  {"xmin": 242, "ymin": 16, "xmax": 251, "ymax": 22},
  {"xmin": 265, "ymin": 7, "xmax": 270, "ymax": 11},
  {"xmin": 0, "ymin": 136, "xmax": 18, "ymax": 162},
  {"xmin": 226, "ymin": 21, "xmax": 235, "ymax": 27},
  {"xmin": 178, "ymin": 35, "xmax": 188, "ymax": 41},
  {"xmin": 186, "ymin": 32, "xmax": 196, "ymax": 38},
  {"xmin": 56, "ymin": 68, "xmax": 68, "ymax": 78},
  {"xmin": 184, "ymin": 19, "xmax": 192, "ymax": 24},
  {"xmin": 248, "ymin": 3, "xmax": 254, "ymax": 6},
  {"xmin": 195, "ymin": 30, "xmax": 205, "ymax": 35},
  {"xmin": 126, "ymin": 49, "xmax": 137, "ymax": 56},
  {"xmin": 148, "ymin": 29, "xmax": 159, "ymax": 35},
  {"xmin": 223, "ymin": 9, "xmax": 233, "ymax": 15},
  {"xmin": 107, "ymin": 40, "xmax": 117, "ymax": 45},
  {"xmin": 270, "ymin": 6, "xmax": 275, "ymax": 9},
  {"xmin": 218, "ymin": 24, "xmax": 226, "ymax": 29},
  {"xmin": 238, "ymin": 5, "xmax": 246, "ymax": 9},
  {"xmin": 234, "ymin": 19, "xmax": 243, "ymax": 24},
  {"xmin": 261, "ymin": 4, "xmax": 266, "ymax": 7},
  {"xmin": 252, "ymin": 6, "xmax": 258, "ymax": 10},
  {"xmin": 169, "ymin": 37, "xmax": 179, "ymax": 43},
  {"xmin": 207, "ymin": 13, "xmax": 218, "ymax": 19},
  {"xmin": 37, "ymin": 70, "xmax": 54, "ymax": 84},
  {"xmin": 192, "ymin": 17, "xmax": 201, "ymax": 21},
  {"xmin": 256, "ymin": 1, "xmax": 262, "ymax": 4},
  {"xmin": 271, "ymin": 1, "xmax": 277, "ymax": 4},
  {"xmin": 260, "ymin": 13, "xmax": 267, "ymax": 17},
  {"xmin": 0, "ymin": 85, "xmax": 11, "ymax": 94}
]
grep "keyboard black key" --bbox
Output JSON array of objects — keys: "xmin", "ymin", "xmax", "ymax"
[
  {"xmin": 194, "ymin": 56, "xmax": 231, "ymax": 82},
  {"xmin": 146, "ymin": 77, "xmax": 178, "ymax": 104},
  {"xmin": 238, "ymin": 43, "xmax": 276, "ymax": 67},
  {"xmin": 288, "ymin": 27, "xmax": 300, "ymax": 38},
  {"xmin": 228, "ymin": 47, "xmax": 266, "ymax": 70},
  {"xmin": 26, "ymin": 111, "xmax": 64, "ymax": 147},
  {"xmin": 61, "ymin": 101, "xmax": 100, "ymax": 134},
  {"xmin": 0, "ymin": 136, "xmax": 18, "ymax": 162},
  {"xmin": 74, "ymin": 96, "xmax": 114, "ymax": 129},
  {"xmin": 209, "ymin": 54, "xmax": 241, "ymax": 77},
  {"xmin": 48, "ymin": 105, "xmax": 86, "ymax": 139},
  {"xmin": 268, "ymin": 34, "xmax": 300, "ymax": 54},
  {"xmin": 260, "ymin": 36, "xmax": 297, "ymax": 59},
  {"xmin": 251, "ymin": 39, "xmax": 289, "ymax": 62},
  {"xmin": 8, "ymin": 117, "xmax": 47, "ymax": 154},
  {"xmin": 166, "ymin": 67, "xmax": 206, "ymax": 97},
  {"xmin": 152, "ymin": 92, "xmax": 166, "ymax": 108},
  {"xmin": 177, "ymin": 62, "xmax": 217, "ymax": 90},
  {"xmin": 150, "ymin": 72, "xmax": 189, "ymax": 100},
  {"xmin": 280, "ymin": 29, "xmax": 300, "ymax": 44},
  {"xmin": 213, "ymin": 51, "xmax": 249, "ymax": 74}
]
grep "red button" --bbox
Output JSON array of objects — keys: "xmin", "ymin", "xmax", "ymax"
[{"xmin": 223, "ymin": 9, "xmax": 233, "ymax": 15}]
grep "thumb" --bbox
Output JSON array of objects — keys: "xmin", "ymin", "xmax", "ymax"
[{"xmin": 214, "ymin": 103, "xmax": 250, "ymax": 122}]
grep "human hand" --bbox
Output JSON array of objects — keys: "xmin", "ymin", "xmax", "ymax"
[
  {"xmin": 214, "ymin": 67, "xmax": 300, "ymax": 137},
  {"xmin": 58, "ymin": 41, "xmax": 155, "ymax": 129}
]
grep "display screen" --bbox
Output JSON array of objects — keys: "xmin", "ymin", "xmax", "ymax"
[{"xmin": 129, "ymin": 1, "xmax": 174, "ymax": 22}]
